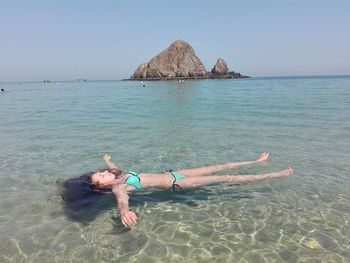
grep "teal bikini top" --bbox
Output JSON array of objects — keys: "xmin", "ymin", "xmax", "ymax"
[{"xmin": 124, "ymin": 171, "xmax": 142, "ymax": 191}]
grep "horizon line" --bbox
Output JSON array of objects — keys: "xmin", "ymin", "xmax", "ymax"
[{"xmin": 1, "ymin": 74, "xmax": 350, "ymax": 84}]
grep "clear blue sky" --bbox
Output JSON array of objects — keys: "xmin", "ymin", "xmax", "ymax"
[{"xmin": 1, "ymin": 0, "xmax": 349, "ymax": 81}]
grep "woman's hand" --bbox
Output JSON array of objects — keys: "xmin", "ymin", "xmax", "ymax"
[
  {"xmin": 103, "ymin": 153, "xmax": 111, "ymax": 161},
  {"xmin": 120, "ymin": 210, "xmax": 138, "ymax": 228}
]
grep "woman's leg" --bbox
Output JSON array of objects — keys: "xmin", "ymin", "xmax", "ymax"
[
  {"xmin": 176, "ymin": 152, "xmax": 270, "ymax": 177},
  {"xmin": 177, "ymin": 167, "xmax": 293, "ymax": 189}
]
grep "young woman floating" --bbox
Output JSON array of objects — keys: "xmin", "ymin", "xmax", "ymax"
[{"xmin": 84, "ymin": 152, "xmax": 293, "ymax": 228}]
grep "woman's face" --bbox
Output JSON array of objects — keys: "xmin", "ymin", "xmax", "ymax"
[{"xmin": 91, "ymin": 170, "xmax": 116, "ymax": 186}]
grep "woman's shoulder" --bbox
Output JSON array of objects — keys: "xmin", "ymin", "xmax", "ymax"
[{"xmin": 112, "ymin": 183, "xmax": 135, "ymax": 193}]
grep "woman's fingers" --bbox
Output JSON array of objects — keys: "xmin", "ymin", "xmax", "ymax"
[
  {"xmin": 129, "ymin": 212, "xmax": 137, "ymax": 224},
  {"xmin": 127, "ymin": 212, "xmax": 137, "ymax": 225},
  {"xmin": 121, "ymin": 211, "xmax": 138, "ymax": 227},
  {"xmin": 121, "ymin": 218, "xmax": 128, "ymax": 227},
  {"xmin": 103, "ymin": 153, "xmax": 111, "ymax": 161},
  {"xmin": 122, "ymin": 216, "xmax": 131, "ymax": 227}
]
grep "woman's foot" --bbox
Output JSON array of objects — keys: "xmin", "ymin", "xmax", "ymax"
[
  {"xmin": 256, "ymin": 151, "xmax": 270, "ymax": 162},
  {"xmin": 266, "ymin": 166, "xmax": 293, "ymax": 180},
  {"xmin": 280, "ymin": 166, "xmax": 294, "ymax": 177}
]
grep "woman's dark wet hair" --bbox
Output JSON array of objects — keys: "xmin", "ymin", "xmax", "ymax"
[
  {"xmin": 59, "ymin": 171, "xmax": 103, "ymax": 210},
  {"xmin": 86, "ymin": 174, "xmax": 99, "ymax": 190},
  {"xmin": 59, "ymin": 169, "xmax": 122, "ymax": 211}
]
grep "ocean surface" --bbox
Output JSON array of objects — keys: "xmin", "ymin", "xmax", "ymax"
[{"xmin": 0, "ymin": 76, "xmax": 350, "ymax": 263}]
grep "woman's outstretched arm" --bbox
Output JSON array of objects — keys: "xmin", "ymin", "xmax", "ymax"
[
  {"xmin": 112, "ymin": 184, "xmax": 137, "ymax": 227},
  {"xmin": 103, "ymin": 154, "xmax": 121, "ymax": 172}
]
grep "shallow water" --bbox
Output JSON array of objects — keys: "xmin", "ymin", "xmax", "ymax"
[{"xmin": 0, "ymin": 77, "xmax": 350, "ymax": 262}]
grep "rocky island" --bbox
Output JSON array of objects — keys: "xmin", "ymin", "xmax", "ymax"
[{"xmin": 126, "ymin": 40, "xmax": 249, "ymax": 81}]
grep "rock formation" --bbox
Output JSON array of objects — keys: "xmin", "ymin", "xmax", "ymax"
[
  {"xmin": 208, "ymin": 57, "xmax": 245, "ymax": 79},
  {"xmin": 211, "ymin": 58, "xmax": 229, "ymax": 75},
  {"xmin": 131, "ymin": 40, "xmax": 207, "ymax": 79},
  {"xmin": 128, "ymin": 40, "xmax": 248, "ymax": 80}
]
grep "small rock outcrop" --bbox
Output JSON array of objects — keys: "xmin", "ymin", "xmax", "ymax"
[
  {"xmin": 128, "ymin": 40, "xmax": 248, "ymax": 80},
  {"xmin": 131, "ymin": 40, "xmax": 207, "ymax": 79},
  {"xmin": 209, "ymin": 58, "xmax": 245, "ymax": 79},
  {"xmin": 211, "ymin": 58, "xmax": 229, "ymax": 75}
]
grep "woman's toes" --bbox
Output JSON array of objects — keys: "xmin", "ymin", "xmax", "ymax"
[{"xmin": 258, "ymin": 152, "xmax": 270, "ymax": 161}]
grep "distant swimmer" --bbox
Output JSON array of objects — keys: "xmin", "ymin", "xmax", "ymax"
[
  {"xmin": 0, "ymin": 88, "xmax": 4, "ymax": 92},
  {"xmin": 61, "ymin": 152, "xmax": 293, "ymax": 228}
]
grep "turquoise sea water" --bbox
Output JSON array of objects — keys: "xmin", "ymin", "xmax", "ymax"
[{"xmin": 0, "ymin": 76, "xmax": 350, "ymax": 262}]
